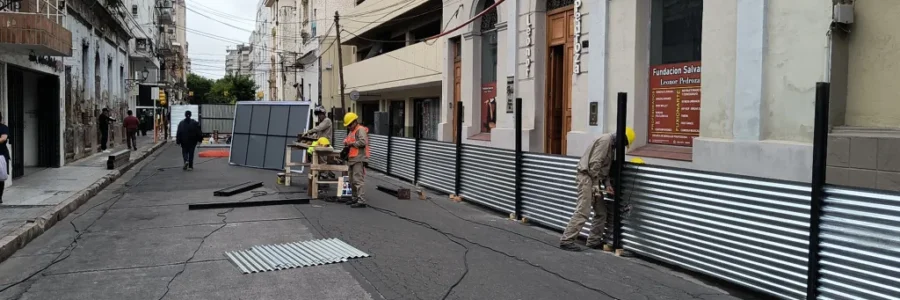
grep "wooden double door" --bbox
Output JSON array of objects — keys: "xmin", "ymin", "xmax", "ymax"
[{"xmin": 545, "ymin": 8, "xmax": 575, "ymax": 155}]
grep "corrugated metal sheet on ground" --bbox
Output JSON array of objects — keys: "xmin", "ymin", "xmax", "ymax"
[
  {"xmin": 418, "ymin": 140, "xmax": 456, "ymax": 194},
  {"xmin": 459, "ymin": 144, "xmax": 515, "ymax": 214},
  {"xmin": 225, "ymin": 238, "xmax": 369, "ymax": 274},
  {"xmin": 818, "ymin": 186, "xmax": 900, "ymax": 300},
  {"xmin": 389, "ymin": 137, "xmax": 415, "ymax": 181},
  {"xmin": 368, "ymin": 135, "xmax": 388, "ymax": 172},
  {"xmin": 621, "ymin": 164, "xmax": 810, "ymax": 299}
]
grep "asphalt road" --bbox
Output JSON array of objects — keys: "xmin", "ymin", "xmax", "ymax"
[{"xmin": 0, "ymin": 144, "xmax": 761, "ymax": 300}]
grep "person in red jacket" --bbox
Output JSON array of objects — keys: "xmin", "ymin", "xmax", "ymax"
[{"xmin": 123, "ymin": 110, "xmax": 140, "ymax": 151}]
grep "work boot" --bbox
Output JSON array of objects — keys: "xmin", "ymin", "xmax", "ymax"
[
  {"xmin": 183, "ymin": 162, "xmax": 188, "ymax": 170},
  {"xmin": 345, "ymin": 198, "xmax": 358, "ymax": 205},
  {"xmin": 585, "ymin": 243, "xmax": 604, "ymax": 250},
  {"xmin": 350, "ymin": 202, "xmax": 367, "ymax": 208},
  {"xmin": 559, "ymin": 243, "xmax": 583, "ymax": 252}
]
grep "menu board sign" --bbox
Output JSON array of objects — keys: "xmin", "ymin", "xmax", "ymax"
[{"xmin": 648, "ymin": 61, "xmax": 701, "ymax": 146}]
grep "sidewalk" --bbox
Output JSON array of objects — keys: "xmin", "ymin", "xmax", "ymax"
[{"xmin": 0, "ymin": 134, "xmax": 166, "ymax": 263}]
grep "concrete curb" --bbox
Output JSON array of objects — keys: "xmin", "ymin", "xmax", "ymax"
[{"xmin": 0, "ymin": 141, "xmax": 168, "ymax": 264}]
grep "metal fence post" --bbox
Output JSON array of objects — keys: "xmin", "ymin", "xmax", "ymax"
[
  {"xmin": 413, "ymin": 102, "xmax": 421, "ymax": 184},
  {"xmin": 807, "ymin": 82, "xmax": 830, "ymax": 299},
  {"xmin": 387, "ymin": 102, "xmax": 394, "ymax": 176},
  {"xmin": 514, "ymin": 98, "xmax": 523, "ymax": 220},
  {"xmin": 612, "ymin": 92, "xmax": 627, "ymax": 250},
  {"xmin": 454, "ymin": 101, "xmax": 464, "ymax": 196}
]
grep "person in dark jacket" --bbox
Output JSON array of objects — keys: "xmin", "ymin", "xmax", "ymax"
[
  {"xmin": 98, "ymin": 108, "xmax": 116, "ymax": 153},
  {"xmin": 176, "ymin": 110, "xmax": 203, "ymax": 170}
]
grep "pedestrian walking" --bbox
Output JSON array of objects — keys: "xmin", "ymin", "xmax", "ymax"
[
  {"xmin": 176, "ymin": 110, "xmax": 203, "ymax": 171},
  {"xmin": 123, "ymin": 110, "xmax": 140, "ymax": 151},
  {"xmin": 342, "ymin": 112, "xmax": 369, "ymax": 208},
  {"xmin": 559, "ymin": 127, "xmax": 635, "ymax": 252},
  {"xmin": 98, "ymin": 108, "xmax": 116, "ymax": 153},
  {"xmin": 300, "ymin": 105, "xmax": 333, "ymax": 140},
  {"xmin": 0, "ymin": 113, "xmax": 9, "ymax": 204}
]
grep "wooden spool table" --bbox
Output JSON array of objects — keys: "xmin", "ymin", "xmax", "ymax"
[{"xmin": 283, "ymin": 142, "xmax": 349, "ymax": 199}]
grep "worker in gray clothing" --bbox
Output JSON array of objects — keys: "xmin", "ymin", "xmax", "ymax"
[
  {"xmin": 560, "ymin": 127, "xmax": 635, "ymax": 252},
  {"xmin": 301, "ymin": 105, "xmax": 333, "ymax": 140},
  {"xmin": 342, "ymin": 112, "xmax": 369, "ymax": 208}
]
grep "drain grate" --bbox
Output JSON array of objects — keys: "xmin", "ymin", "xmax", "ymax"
[{"xmin": 225, "ymin": 238, "xmax": 370, "ymax": 274}]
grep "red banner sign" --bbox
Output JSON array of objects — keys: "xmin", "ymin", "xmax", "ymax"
[{"xmin": 648, "ymin": 61, "xmax": 701, "ymax": 146}]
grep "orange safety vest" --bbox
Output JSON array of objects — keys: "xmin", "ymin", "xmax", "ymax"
[{"xmin": 344, "ymin": 125, "xmax": 370, "ymax": 158}]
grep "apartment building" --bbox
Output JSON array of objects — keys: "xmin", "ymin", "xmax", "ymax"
[
  {"xmin": 296, "ymin": 0, "xmax": 355, "ymax": 108},
  {"xmin": 0, "ymin": 0, "xmax": 140, "ymax": 181},
  {"xmin": 248, "ymin": 0, "xmax": 272, "ymax": 100},
  {"xmin": 225, "ymin": 44, "xmax": 252, "ymax": 77},
  {"xmin": 340, "ymin": 0, "xmax": 445, "ymax": 139}
]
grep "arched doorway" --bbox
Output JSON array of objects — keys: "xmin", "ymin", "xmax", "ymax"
[{"xmin": 544, "ymin": 0, "xmax": 574, "ymax": 154}]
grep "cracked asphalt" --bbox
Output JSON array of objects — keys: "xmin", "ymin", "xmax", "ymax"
[{"xmin": 0, "ymin": 144, "xmax": 765, "ymax": 300}]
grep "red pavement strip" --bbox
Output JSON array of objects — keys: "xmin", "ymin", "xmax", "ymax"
[{"xmin": 0, "ymin": 141, "xmax": 169, "ymax": 264}]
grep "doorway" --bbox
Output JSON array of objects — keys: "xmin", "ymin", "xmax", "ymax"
[
  {"xmin": 389, "ymin": 100, "xmax": 406, "ymax": 137},
  {"xmin": 6, "ymin": 67, "xmax": 61, "ymax": 179},
  {"xmin": 544, "ymin": 8, "xmax": 575, "ymax": 154}
]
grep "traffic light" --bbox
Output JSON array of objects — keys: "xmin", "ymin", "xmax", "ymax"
[{"xmin": 159, "ymin": 90, "xmax": 167, "ymax": 106}]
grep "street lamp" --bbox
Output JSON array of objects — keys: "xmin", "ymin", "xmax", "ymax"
[{"xmin": 140, "ymin": 67, "xmax": 150, "ymax": 82}]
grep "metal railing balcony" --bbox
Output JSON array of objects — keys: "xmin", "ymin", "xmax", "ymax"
[{"xmin": 0, "ymin": 0, "xmax": 72, "ymax": 56}]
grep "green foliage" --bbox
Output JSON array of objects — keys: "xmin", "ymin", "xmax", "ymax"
[
  {"xmin": 188, "ymin": 73, "xmax": 257, "ymax": 104},
  {"xmin": 186, "ymin": 73, "xmax": 213, "ymax": 104}
]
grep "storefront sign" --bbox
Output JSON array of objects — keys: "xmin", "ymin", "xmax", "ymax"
[
  {"xmin": 573, "ymin": 0, "xmax": 583, "ymax": 74},
  {"xmin": 506, "ymin": 77, "xmax": 514, "ymax": 113},
  {"xmin": 481, "ymin": 83, "xmax": 497, "ymax": 132},
  {"xmin": 648, "ymin": 61, "xmax": 702, "ymax": 146},
  {"xmin": 524, "ymin": 14, "xmax": 534, "ymax": 77}
]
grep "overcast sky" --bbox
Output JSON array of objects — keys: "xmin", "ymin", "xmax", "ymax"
[{"xmin": 185, "ymin": 0, "xmax": 257, "ymax": 80}]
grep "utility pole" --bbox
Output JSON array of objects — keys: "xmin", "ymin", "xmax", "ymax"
[{"xmin": 335, "ymin": 11, "xmax": 346, "ymax": 112}]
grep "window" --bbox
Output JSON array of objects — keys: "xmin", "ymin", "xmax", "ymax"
[
  {"xmin": 479, "ymin": 0, "xmax": 498, "ymax": 133},
  {"xmin": 136, "ymin": 39, "xmax": 148, "ymax": 51},
  {"xmin": 132, "ymin": 5, "xmax": 138, "ymax": 16}
]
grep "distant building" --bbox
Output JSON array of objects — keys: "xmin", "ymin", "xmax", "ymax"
[{"xmin": 225, "ymin": 44, "xmax": 252, "ymax": 77}]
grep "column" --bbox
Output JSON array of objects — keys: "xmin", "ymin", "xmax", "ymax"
[{"xmin": 733, "ymin": 0, "xmax": 767, "ymax": 140}]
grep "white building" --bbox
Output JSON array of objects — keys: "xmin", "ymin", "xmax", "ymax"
[
  {"xmin": 248, "ymin": 0, "xmax": 272, "ymax": 100},
  {"xmin": 226, "ymin": 44, "xmax": 252, "ymax": 77}
]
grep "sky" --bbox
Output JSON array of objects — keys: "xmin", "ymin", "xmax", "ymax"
[{"xmin": 184, "ymin": 0, "xmax": 257, "ymax": 80}]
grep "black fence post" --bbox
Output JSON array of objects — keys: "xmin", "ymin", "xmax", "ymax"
[
  {"xmin": 807, "ymin": 82, "xmax": 830, "ymax": 299},
  {"xmin": 413, "ymin": 102, "xmax": 422, "ymax": 184},
  {"xmin": 387, "ymin": 102, "xmax": 394, "ymax": 176},
  {"xmin": 514, "ymin": 98, "xmax": 523, "ymax": 220},
  {"xmin": 454, "ymin": 101, "xmax": 464, "ymax": 196},
  {"xmin": 612, "ymin": 92, "xmax": 627, "ymax": 250}
]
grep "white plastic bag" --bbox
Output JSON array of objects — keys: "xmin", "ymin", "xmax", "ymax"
[{"xmin": 0, "ymin": 157, "xmax": 8, "ymax": 182}]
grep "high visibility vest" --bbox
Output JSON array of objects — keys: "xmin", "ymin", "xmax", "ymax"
[
  {"xmin": 307, "ymin": 141, "xmax": 319, "ymax": 155},
  {"xmin": 344, "ymin": 126, "xmax": 370, "ymax": 159}
]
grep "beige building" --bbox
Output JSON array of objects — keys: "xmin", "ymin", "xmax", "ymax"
[
  {"xmin": 437, "ymin": 0, "xmax": 899, "ymax": 187},
  {"xmin": 340, "ymin": 0, "xmax": 444, "ymax": 139}
]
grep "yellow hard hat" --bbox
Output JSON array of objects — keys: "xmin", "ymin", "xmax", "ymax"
[
  {"xmin": 343, "ymin": 112, "xmax": 359, "ymax": 127},
  {"xmin": 316, "ymin": 137, "xmax": 330, "ymax": 146},
  {"xmin": 630, "ymin": 157, "xmax": 645, "ymax": 164},
  {"xmin": 625, "ymin": 127, "xmax": 636, "ymax": 148}
]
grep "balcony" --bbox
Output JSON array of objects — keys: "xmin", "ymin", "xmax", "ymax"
[
  {"xmin": 342, "ymin": 0, "xmax": 433, "ymax": 40},
  {"xmin": 157, "ymin": 0, "xmax": 173, "ymax": 24},
  {"xmin": 157, "ymin": 31, "xmax": 174, "ymax": 56},
  {"xmin": 344, "ymin": 41, "xmax": 440, "ymax": 92},
  {"xmin": 0, "ymin": 0, "xmax": 72, "ymax": 56}
]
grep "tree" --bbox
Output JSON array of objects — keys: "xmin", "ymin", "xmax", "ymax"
[
  {"xmin": 186, "ymin": 73, "xmax": 214, "ymax": 104},
  {"xmin": 207, "ymin": 74, "xmax": 257, "ymax": 104}
]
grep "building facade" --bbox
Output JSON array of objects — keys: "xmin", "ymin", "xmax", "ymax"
[
  {"xmin": 225, "ymin": 43, "xmax": 252, "ymax": 77},
  {"xmin": 432, "ymin": 0, "xmax": 900, "ymax": 186},
  {"xmin": 340, "ymin": 0, "xmax": 445, "ymax": 139},
  {"xmin": 0, "ymin": 0, "xmax": 140, "ymax": 183},
  {"xmin": 248, "ymin": 0, "xmax": 272, "ymax": 100}
]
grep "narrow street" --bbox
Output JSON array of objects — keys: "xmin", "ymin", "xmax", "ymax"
[{"xmin": 0, "ymin": 144, "xmax": 752, "ymax": 300}]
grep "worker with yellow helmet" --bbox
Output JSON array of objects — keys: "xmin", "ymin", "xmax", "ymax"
[
  {"xmin": 342, "ymin": 112, "xmax": 370, "ymax": 208},
  {"xmin": 560, "ymin": 127, "xmax": 636, "ymax": 252}
]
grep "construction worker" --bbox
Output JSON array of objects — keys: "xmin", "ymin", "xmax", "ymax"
[
  {"xmin": 342, "ymin": 112, "xmax": 369, "ymax": 208},
  {"xmin": 301, "ymin": 105, "xmax": 333, "ymax": 140},
  {"xmin": 559, "ymin": 127, "xmax": 635, "ymax": 252},
  {"xmin": 306, "ymin": 137, "xmax": 332, "ymax": 158}
]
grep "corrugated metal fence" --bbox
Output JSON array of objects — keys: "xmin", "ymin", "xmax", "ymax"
[
  {"xmin": 199, "ymin": 104, "xmax": 235, "ymax": 134},
  {"xmin": 818, "ymin": 186, "xmax": 900, "ymax": 299},
  {"xmin": 363, "ymin": 133, "xmax": 900, "ymax": 299}
]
